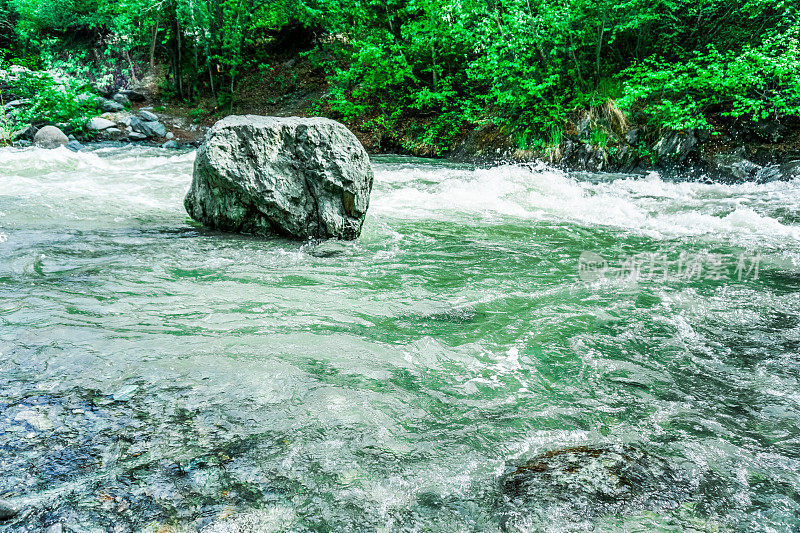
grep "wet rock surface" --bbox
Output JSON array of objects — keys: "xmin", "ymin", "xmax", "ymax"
[
  {"xmin": 130, "ymin": 117, "xmax": 167, "ymax": 138},
  {"xmin": 0, "ymin": 386, "xmax": 295, "ymax": 532},
  {"xmin": 33, "ymin": 126, "xmax": 68, "ymax": 149},
  {"xmin": 0, "ymin": 499, "xmax": 19, "ymax": 520},
  {"xmin": 498, "ymin": 445, "xmax": 697, "ymax": 529},
  {"xmin": 185, "ymin": 115, "xmax": 374, "ymax": 240}
]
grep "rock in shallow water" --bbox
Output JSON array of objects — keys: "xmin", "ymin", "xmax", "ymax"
[
  {"xmin": 184, "ymin": 115, "xmax": 374, "ymax": 240},
  {"xmin": 499, "ymin": 445, "xmax": 696, "ymax": 527},
  {"xmin": 0, "ymin": 499, "xmax": 19, "ymax": 520},
  {"xmin": 34, "ymin": 126, "xmax": 68, "ymax": 149}
]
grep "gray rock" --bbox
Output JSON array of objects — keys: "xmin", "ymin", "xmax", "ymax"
[
  {"xmin": 105, "ymin": 127, "xmax": 122, "ymax": 135},
  {"xmin": 755, "ymin": 165, "xmax": 782, "ymax": 183},
  {"xmin": 778, "ymin": 160, "xmax": 800, "ymax": 181},
  {"xmin": 11, "ymin": 125, "xmax": 36, "ymax": 140},
  {"xmin": 34, "ymin": 125, "xmax": 69, "ymax": 149},
  {"xmin": 100, "ymin": 99, "xmax": 124, "ymax": 113},
  {"xmin": 8, "ymin": 64, "xmax": 30, "ymax": 76},
  {"xmin": 66, "ymin": 140, "xmax": 84, "ymax": 152},
  {"xmin": 128, "ymin": 132, "xmax": 148, "ymax": 141},
  {"xmin": 139, "ymin": 110, "xmax": 159, "ymax": 122},
  {"xmin": 585, "ymin": 146, "xmax": 607, "ymax": 172},
  {"xmin": 118, "ymin": 89, "xmax": 147, "ymax": 102},
  {"xmin": 130, "ymin": 117, "xmax": 166, "ymax": 137},
  {"xmin": 3, "ymin": 98, "xmax": 29, "ymax": 109},
  {"xmin": 653, "ymin": 130, "xmax": 698, "ymax": 164},
  {"xmin": 112, "ymin": 93, "xmax": 130, "ymax": 106},
  {"xmin": 0, "ymin": 499, "xmax": 19, "ymax": 520},
  {"xmin": 44, "ymin": 523, "xmax": 63, "ymax": 533},
  {"xmin": 166, "ymin": 132, "xmax": 175, "ymax": 139},
  {"xmin": 162, "ymin": 140, "xmax": 178, "ymax": 149},
  {"xmin": 625, "ymin": 128, "xmax": 640, "ymax": 145},
  {"xmin": 185, "ymin": 115, "xmax": 374, "ymax": 240},
  {"xmin": 711, "ymin": 152, "xmax": 762, "ymax": 181},
  {"xmin": 578, "ymin": 116, "xmax": 592, "ymax": 138},
  {"xmin": 87, "ymin": 117, "xmax": 116, "ymax": 130},
  {"xmin": 745, "ymin": 118, "xmax": 787, "ymax": 143}
]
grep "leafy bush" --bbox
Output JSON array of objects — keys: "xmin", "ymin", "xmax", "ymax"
[
  {"xmin": 620, "ymin": 27, "xmax": 800, "ymax": 129},
  {"xmin": 1, "ymin": 66, "xmax": 99, "ymax": 130}
]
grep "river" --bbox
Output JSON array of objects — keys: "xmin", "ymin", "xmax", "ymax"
[{"xmin": 1, "ymin": 146, "xmax": 800, "ymax": 531}]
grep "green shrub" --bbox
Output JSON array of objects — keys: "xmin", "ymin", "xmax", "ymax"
[{"xmin": 1, "ymin": 67, "xmax": 98, "ymax": 130}]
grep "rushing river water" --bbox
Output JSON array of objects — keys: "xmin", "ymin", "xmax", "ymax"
[{"xmin": 1, "ymin": 145, "xmax": 800, "ymax": 532}]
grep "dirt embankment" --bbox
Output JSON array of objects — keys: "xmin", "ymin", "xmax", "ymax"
[{"xmin": 147, "ymin": 56, "xmax": 800, "ymax": 182}]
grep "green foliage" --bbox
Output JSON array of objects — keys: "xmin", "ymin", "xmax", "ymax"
[
  {"xmin": 1, "ymin": 66, "xmax": 98, "ymax": 130},
  {"xmin": 620, "ymin": 24, "xmax": 800, "ymax": 129},
  {"xmin": 1, "ymin": 0, "xmax": 798, "ymax": 152},
  {"xmin": 188, "ymin": 107, "xmax": 205, "ymax": 123}
]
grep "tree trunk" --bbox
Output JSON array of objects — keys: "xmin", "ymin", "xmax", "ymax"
[{"xmin": 150, "ymin": 13, "xmax": 161, "ymax": 69}]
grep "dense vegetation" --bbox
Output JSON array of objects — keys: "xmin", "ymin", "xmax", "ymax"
[{"xmin": 1, "ymin": 0, "xmax": 799, "ymax": 152}]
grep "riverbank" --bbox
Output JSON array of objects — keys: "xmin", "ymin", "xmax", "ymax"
[{"xmin": 3, "ymin": 59, "xmax": 800, "ymax": 183}]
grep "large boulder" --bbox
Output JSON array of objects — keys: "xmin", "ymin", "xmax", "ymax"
[
  {"xmin": 184, "ymin": 115, "xmax": 374, "ymax": 240},
  {"xmin": 34, "ymin": 126, "xmax": 68, "ymax": 149}
]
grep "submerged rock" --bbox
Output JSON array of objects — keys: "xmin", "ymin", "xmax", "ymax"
[
  {"xmin": 185, "ymin": 115, "xmax": 374, "ymax": 240},
  {"xmin": 0, "ymin": 499, "xmax": 19, "ymax": 520},
  {"xmin": 34, "ymin": 126, "xmax": 68, "ymax": 149},
  {"xmin": 498, "ymin": 445, "xmax": 696, "ymax": 527},
  {"xmin": 65, "ymin": 140, "xmax": 84, "ymax": 152}
]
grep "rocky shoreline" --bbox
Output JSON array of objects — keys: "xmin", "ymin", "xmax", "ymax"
[
  {"xmin": 449, "ymin": 115, "xmax": 800, "ymax": 183},
  {"xmin": 3, "ymin": 62, "xmax": 799, "ymax": 183}
]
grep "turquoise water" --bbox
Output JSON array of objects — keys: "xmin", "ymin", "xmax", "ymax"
[{"xmin": 1, "ymin": 146, "xmax": 800, "ymax": 531}]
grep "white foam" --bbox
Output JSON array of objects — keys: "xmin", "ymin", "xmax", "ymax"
[{"xmin": 371, "ymin": 160, "xmax": 800, "ymax": 249}]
